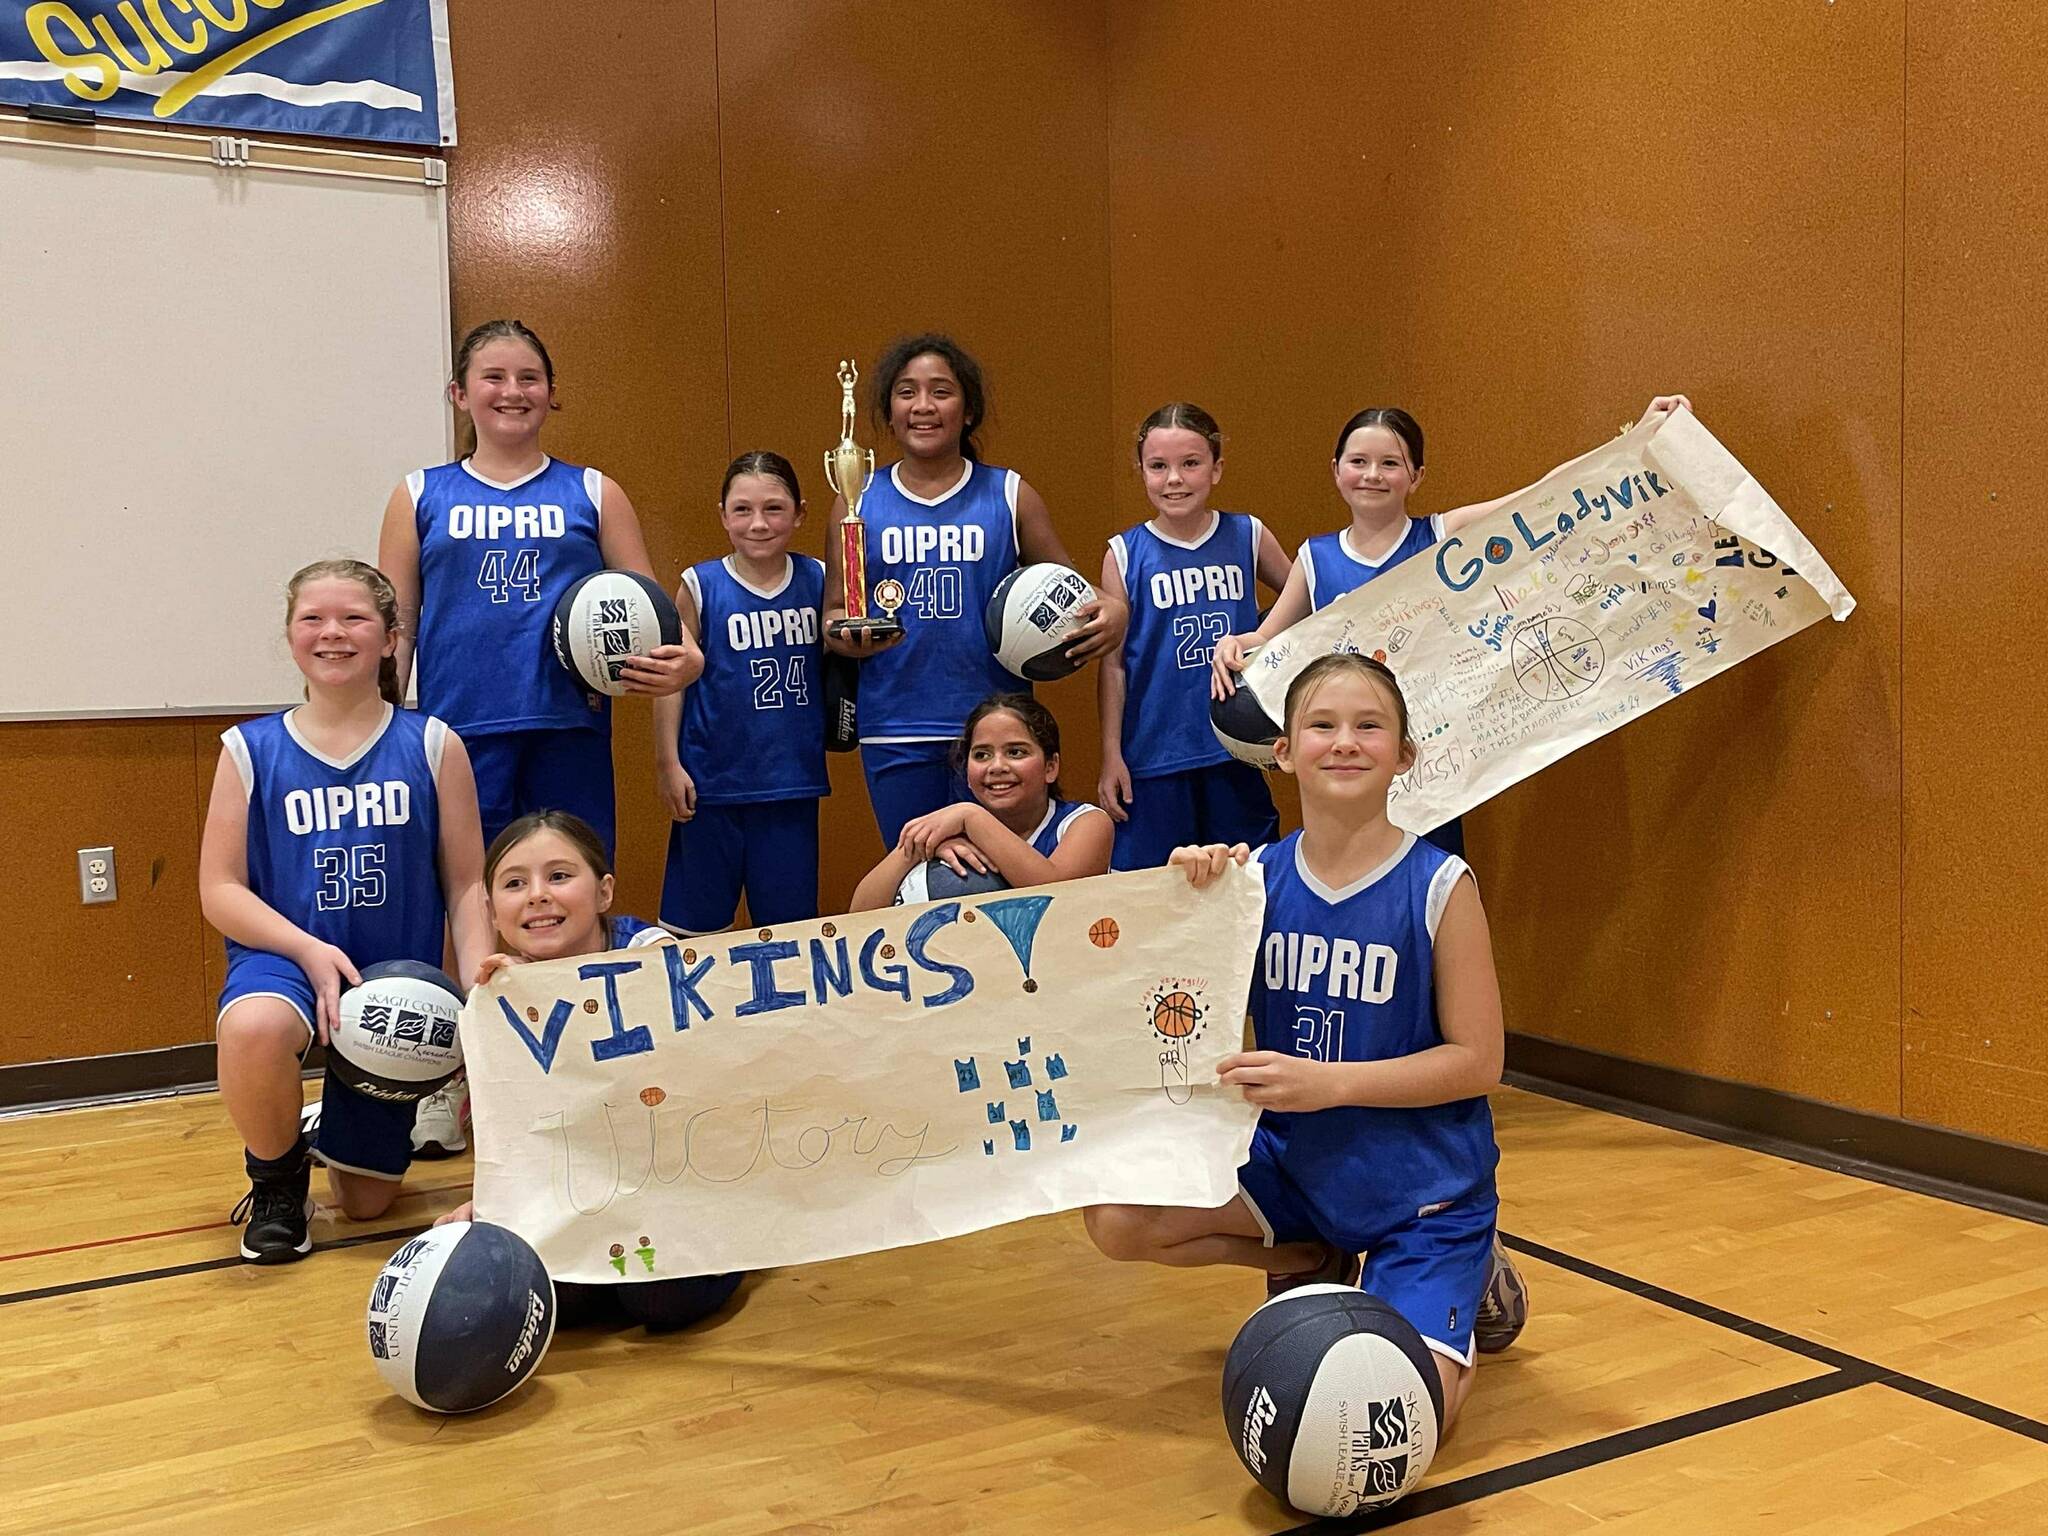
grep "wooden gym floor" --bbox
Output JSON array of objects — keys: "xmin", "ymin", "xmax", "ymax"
[{"xmin": 5, "ymin": 1084, "xmax": 2048, "ymax": 1534}]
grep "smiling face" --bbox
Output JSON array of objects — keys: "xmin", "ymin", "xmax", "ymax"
[
  {"xmin": 451, "ymin": 336, "xmax": 553, "ymax": 452},
  {"xmin": 1273, "ymin": 667, "xmax": 1416, "ymax": 812},
  {"xmin": 887, "ymin": 352, "xmax": 968, "ymax": 460},
  {"xmin": 488, "ymin": 827, "xmax": 615, "ymax": 961},
  {"xmin": 720, "ymin": 472, "xmax": 804, "ymax": 565},
  {"xmin": 964, "ymin": 708, "xmax": 1057, "ymax": 822},
  {"xmin": 287, "ymin": 576, "xmax": 394, "ymax": 696},
  {"xmin": 1332, "ymin": 423, "xmax": 1423, "ymax": 520},
  {"xmin": 1139, "ymin": 425, "xmax": 1223, "ymax": 521}
]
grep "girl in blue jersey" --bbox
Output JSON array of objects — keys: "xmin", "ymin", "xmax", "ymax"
[
  {"xmin": 378, "ymin": 318, "xmax": 702, "ymax": 857},
  {"xmin": 653, "ymin": 452, "xmax": 828, "ymax": 934},
  {"xmin": 822, "ymin": 333, "xmax": 1130, "ymax": 849},
  {"xmin": 199, "ymin": 560, "xmax": 491, "ymax": 1265},
  {"xmin": 1084, "ymin": 653, "xmax": 1529, "ymax": 1436},
  {"xmin": 438, "ymin": 811, "xmax": 744, "ymax": 1333},
  {"xmin": 1098, "ymin": 403, "xmax": 1293, "ymax": 870},
  {"xmin": 849, "ymin": 693, "xmax": 1111, "ymax": 909}
]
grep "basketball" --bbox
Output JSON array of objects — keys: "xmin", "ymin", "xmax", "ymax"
[
  {"xmin": 1089, "ymin": 917, "xmax": 1120, "ymax": 948},
  {"xmin": 550, "ymin": 569, "xmax": 682, "ymax": 697},
  {"xmin": 367, "ymin": 1221, "xmax": 556, "ymax": 1414},
  {"xmin": 895, "ymin": 858, "xmax": 1011, "ymax": 906},
  {"xmin": 1221, "ymin": 1284, "xmax": 1443, "ymax": 1516},
  {"xmin": 985, "ymin": 562, "xmax": 1097, "ymax": 681},
  {"xmin": 1210, "ymin": 678, "xmax": 1284, "ymax": 769},
  {"xmin": 330, "ymin": 960, "xmax": 464, "ymax": 1105},
  {"xmin": 1152, "ymin": 990, "xmax": 1199, "ymax": 1038}
]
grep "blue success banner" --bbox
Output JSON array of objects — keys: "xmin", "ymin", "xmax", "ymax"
[{"xmin": 1, "ymin": 0, "xmax": 454, "ymax": 146}]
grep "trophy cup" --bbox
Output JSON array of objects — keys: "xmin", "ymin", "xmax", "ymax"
[{"xmin": 825, "ymin": 360, "xmax": 902, "ymax": 640}]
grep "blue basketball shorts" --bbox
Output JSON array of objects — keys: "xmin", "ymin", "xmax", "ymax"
[
  {"xmin": 1112, "ymin": 759, "xmax": 1279, "ymax": 871},
  {"xmin": 466, "ymin": 726, "xmax": 617, "ymax": 856},
  {"xmin": 860, "ymin": 738, "xmax": 969, "ymax": 850},
  {"xmin": 217, "ymin": 951, "xmax": 418, "ymax": 1182},
  {"xmin": 661, "ymin": 798, "xmax": 821, "ymax": 934},
  {"xmin": 1237, "ymin": 1123, "xmax": 1496, "ymax": 1366}
]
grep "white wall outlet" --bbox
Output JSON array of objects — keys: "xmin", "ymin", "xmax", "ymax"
[{"xmin": 79, "ymin": 846, "xmax": 116, "ymax": 904}]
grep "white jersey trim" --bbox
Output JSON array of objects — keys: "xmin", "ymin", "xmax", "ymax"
[
  {"xmin": 1145, "ymin": 510, "xmax": 1222, "ymax": 552},
  {"xmin": 1053, "ymin": 801, "xmax": 1104, "ymax": 844},
  {"xmin": 624, "ymin": 924, "xmax": 676, "ymax": 949},
  {"xmin": 679, "ymin": 566, "xmax": 704, "ymax": 612},
  {"xmin": 1297, "ymin": 538, "xmax": 1320, "ymax": 607},
  {"xmin": 583, "ymin": 465, "xmax": 605, "ymax": 513},
  {"xmin": 424, "ymin": 716, "xmax": 450, "ymax": 777},
  {"xmin": 221, "ymin": 726, "xmax": 255, "ymax": 799},
  {"xmin": 723, "ymin": 553, "xmax": 796, "ymax": 601},
  {"xmin": 1005, "ymin": 468, "xmax": 1022, "ymax": 560},
  {"xmin": 404, "ymin": 468, "xmax": 426, "ymax": 508},
  {"xmin": 1292, "ymin": 832, "xmax": 1416, "ymax": 906},
  {"xmin": 282, "ymin": 702, "xmax": 395, "ymax": 772},
  {"xmin": 1425, "ymin": 855, "xmax": 1472, "ymax": 940},
  {"xmin": 457, "ymin": 455, "xmax": 553, "ymax": 494},
  {"xmin": 888, "ymin": 459, "xmax": 974, "ymax": 508},
  {"xmin": 1109, "ymin": 532, "xmax": 1130, "ymax": 582}
]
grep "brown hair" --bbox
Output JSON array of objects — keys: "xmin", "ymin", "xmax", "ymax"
[
  {"xmin": 1135, "ymin": 401, "xmax": 1223, "ymax": 464},
  {"xmin": 1281, "ymin": 653, "xmax": 1412, "ymax": 744},
  {"xmin": 284, "ymin": 559, "xmax": 402, "ymax": 706},
  {"xmin": 484, "ymin": 810, "xmax": 614, "ymax": 893},
  {"xmin": 954, "ymin": 692, "xmax": 1064, "ymax": 799},
  {"xmin": 451, "ymin": 319, "xmax": 558, "ymax": 448}
]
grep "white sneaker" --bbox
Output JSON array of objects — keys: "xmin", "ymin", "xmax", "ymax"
[{"xmin": 411, "ymin": 1074, "xmax": 469, "ymax": 1158}]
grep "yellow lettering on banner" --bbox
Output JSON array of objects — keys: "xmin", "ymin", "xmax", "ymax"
[
  {"xmin": 144, "ymin": 0, "xmax": 208, "ymax": 55},
  {"xmin": 92, "ymin": 1, "xmax": 174, "ymax": 72},
  {"xmin": 155, "ymin": 0, "xmax": 383, "ymax": 118},
  {"xmin": 192, "ymin": 0, "xmax": 248, "ymax": 26},
  {"xmin": 26, "ymin": 3, "xmax": 119, "ymax": 100}
]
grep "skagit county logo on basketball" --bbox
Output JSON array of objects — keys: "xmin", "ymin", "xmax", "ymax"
[{"xmin": 1335, "ymin": 1390, "xmax": 1426, "ymax": 1510}]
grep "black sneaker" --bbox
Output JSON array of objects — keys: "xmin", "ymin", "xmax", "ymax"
[
  {"xmin": 1475, "ymin": 1237, "xmax": 1529, "ymax": 1353},
  {"xmin": 232, "ymin": 1166, "xmax": 313, "ymax": 1265}
]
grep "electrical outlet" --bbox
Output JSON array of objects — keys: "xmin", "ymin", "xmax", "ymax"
[{"xmin": 78, "ymin": 846, "xmax": 116, "ymax": 904}]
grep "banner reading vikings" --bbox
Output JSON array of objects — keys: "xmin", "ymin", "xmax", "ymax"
[
  {"xmin": 1238, "ymin": 409, "xmax": 1857, "ymax": 834},
  {"xmin": 1, "ymin": 0, "xmax": 455, "ymax": 146},
  {"xmin": 466, "ymin": 866, "xmax": 1266, "ymax": 1282}
]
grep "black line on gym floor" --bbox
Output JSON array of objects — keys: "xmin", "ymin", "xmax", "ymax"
[{"xmin": 0, "ymin": 1223, "xmax": 426, "ymax": 1308}]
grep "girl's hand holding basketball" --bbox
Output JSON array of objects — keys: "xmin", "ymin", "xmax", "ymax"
[
  {"xmin": 435, "ymin": 1199, "xmax": 476, "ymax": 1227},
  {"xmin": 899, "ymin": 803, "xmax": 976, "ymax": 863},
  {"xmin": 1062, "ymin": 595, "xmax": 1128, "ymax": 664},
  {"xmin": 1169, "ymin": 843, "xmax": 1249, "ymax": 888},
  {"xmin": 1218, "ymin": 1050, "xmax": 1342, "ymax": 1113},
  {"xmin": 1098, "ymin": 752, "xmax": 1133, "ymax": 823},
  {"xmin": 617, "ymin": 643, "xmax": 696, "ymax": 696},
  {"xmin": 1210, "ymin": 635, "xmax": 1251, "ymax": 699},
  {"xmin": 473, "ymin": 952, "xmax": 526, "ymax": 989},
  {"xmin": 296, "ymin": 940, "xmax": 361, "ymax": 1047},
  {"xmin": 658, "ymin": 761, "xmax": 697, "ymax": 823},
  {"xmin": 932, "ymin": 835, "xmax": 992, "ymax": 876}
]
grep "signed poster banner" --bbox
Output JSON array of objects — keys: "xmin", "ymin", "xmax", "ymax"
[
  {"xmin": 467, "ymin": 866, "xmax": 1265, "ymax": 1282},
  {"xmin": 1241, "ymin": 409, "xmax": 1857, "ymax": 834}
]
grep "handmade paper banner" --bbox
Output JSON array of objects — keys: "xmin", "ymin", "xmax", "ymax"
[
  {"xmin": 2, "ymin": 0, "xmax": 455, "ymax": 147},
  {"xmin": 1240, "ymin": 408, "xmax": 1856, "ymax": 833},
  {"xmin": 466, "ymin": 866, "xmax": 1266, "ymax": 1282}
]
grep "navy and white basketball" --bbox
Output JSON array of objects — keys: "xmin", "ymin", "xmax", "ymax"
[
  {"xmin": 367, "ymin": 1221, "xmax": 556, "ymax": 1413},
  {"xmin": 330, "ymin": 960, "xmax": 464, "ymax": 1104},
  {"xmin": 1211, "ymin": 677, "xmax": 1284, "ymax": 769},
  {"xmin": 1222, "ymin": 1285, "xmax": 1443, "ymax": 1516},
  {"xmin": 894, "ymin": 858, "xmax": 1011, "ymax": 906},
  {"xmin": 985, "ymin": 563, "xmax": 1096, "ymax": 681},
  {"xmin": 551, "ymin": 570, "xmax": 682, "ymax": 697}
]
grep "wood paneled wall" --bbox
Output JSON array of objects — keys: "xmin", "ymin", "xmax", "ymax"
[{"xmin": 5, "ymin": 3, "xmax": 2042, "ymax": 1156}]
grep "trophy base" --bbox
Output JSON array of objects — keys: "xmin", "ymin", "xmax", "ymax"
[{"xmin": 829, "ymin": 616, "xmax": 904, "ymax": 641}]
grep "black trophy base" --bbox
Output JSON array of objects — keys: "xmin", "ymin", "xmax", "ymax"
[{"xmin": 828, "ymin": 616, "xmax": 904, "ymax": 641}]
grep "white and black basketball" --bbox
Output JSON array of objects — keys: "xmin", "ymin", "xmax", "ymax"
[
  {"xmin": 985, "ymin": 562, "xmax": 1096, "ymax": 681},
  {"xmin": 1211, "ymin": 677, "xmax": 1284, "ymax": 769},
  {"xmin": 330, "ymin": 960, "xmax": 464, "ymax": 1105},
  {"xmin": 367, "ymin": 1221, "xmax": 556, "ymax": 1413},
  {"xmin": 1221, "ymin": 1285, "xmax": 1443, "ymax": 1516},
  {"xmin": 894, "ymin": 858, "xmax": 1010, "ymax": 906},
  {"xmin": 551, "ymin": 569, "xmax": 682, "ymax": 697}
]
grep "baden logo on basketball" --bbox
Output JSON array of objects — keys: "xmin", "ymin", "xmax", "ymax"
[
  {"xmin": 1241, "ymin": 1384, "xmax": 1279, "ymax": 1475},
  {"xmin": 504, "ymin": 1289, "xmax": 549, "ymax": 1374}
]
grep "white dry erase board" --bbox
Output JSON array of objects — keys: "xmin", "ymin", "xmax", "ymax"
[{"xmin": 0, "ymin": 112, "xmax": 452, "ymax": 718}]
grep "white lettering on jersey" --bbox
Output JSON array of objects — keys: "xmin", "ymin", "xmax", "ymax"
[
  {"xmin": 1263, "ymin": 930, "xmax": 1398, "ymax": 1002},
  {"xmin": 1149, "ymin": 563, "xmax": 1246, "ymax": 609},
  {"xmin": 878, "ymin": 524, "xmax": 986, "ymax": 564},
  {"xmin": 283, "ymin": 781, "xmax": 414, "ymax": 835},
  {"xmin": 724, "ymin": 607, "xmax": 821, "ymax": 651},
  {"xmin": 446, "ymin": 503, "xmax": 567, "ymax": 540}
]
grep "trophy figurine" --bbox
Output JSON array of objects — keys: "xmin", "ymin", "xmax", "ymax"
[{"xmin": 826, "ymin": 359, "xmax": 901, "ymax": 640}]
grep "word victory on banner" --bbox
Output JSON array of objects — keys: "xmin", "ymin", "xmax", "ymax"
[
  {"xmin": 466, "ymin": 867, "xmax": 1265, "ymax": 1282},
  {"xmin": 3, "ymin": 0, "xmax": 455, "ymax": 146},
  {"xmin": 1241, "ymin": 408, "xmax": 1856, "ymax": 833}
]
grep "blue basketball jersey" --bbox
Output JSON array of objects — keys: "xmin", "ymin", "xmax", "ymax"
[
  {"xmin": 607, "ymin": 914, "xmax": 671, "ymax": 949},
  {"xmin": 1111, "ymin": 512, "xmax": 1265, "ymax": 776},
  {"xmin": 856, "ymin": 460, "xmax": 1021, "ymax": 739},
  {"xmin": 411, "ymin": 456, "xmax": 609, "ymax": 736},
  {"xmin": 1249, "ymin": 830, "xmax": 1497, "ymax": 1236},
  {"xmin": 679, "ymin": 555, "xmax": 828, "ymax": 805},
  {"xmin": 1300, "ymin": 516, "xmax": 1445, "ymax": 612},
  {"xmin": 1027, "ymin": 798, "xmax": 1104, "ymax": 856},
  {"xmin": 222, "ymin": 706, "xmax": 448, "ymax": 971}
]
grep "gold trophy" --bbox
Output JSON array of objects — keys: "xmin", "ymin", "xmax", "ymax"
[{"xmin": 826, "ymin": 359, "xmax": 902, "ymax": 640}]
